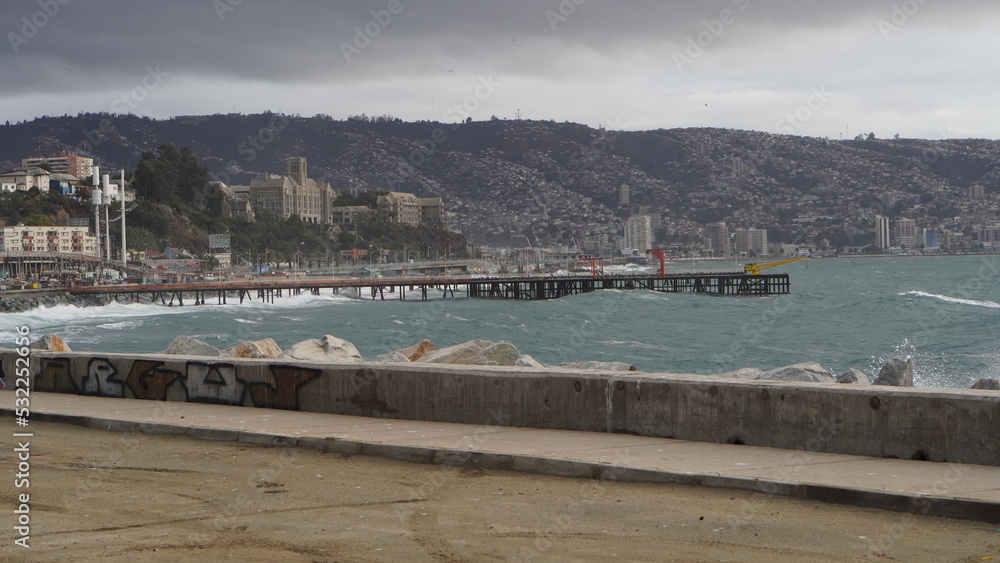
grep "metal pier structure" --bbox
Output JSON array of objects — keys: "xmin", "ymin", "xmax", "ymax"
[
  {"xmin": 466, "ymin": 272, "xmax": 790, "ymax": 299},
  {"xmin": 65, "ymin": 271, "xmax": 791, "ymax": 305}
]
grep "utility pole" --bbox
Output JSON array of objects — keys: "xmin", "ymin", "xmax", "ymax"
[{"xmin": 120, "ymin": 169, "xmax": 126, "ymax": 268}]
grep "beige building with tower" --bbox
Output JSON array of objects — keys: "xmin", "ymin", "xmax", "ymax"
[{"xmin": 231, "ymin": 157, "xmax": 334, "ymax": 223}]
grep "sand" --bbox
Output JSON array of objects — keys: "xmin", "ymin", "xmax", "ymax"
[{"xmin": 1, "ymin": 420, "xmax": 997, "ymax": 562}]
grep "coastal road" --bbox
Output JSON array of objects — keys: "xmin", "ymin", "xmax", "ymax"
[{"xmin": 1, "ymin": 419, "xmax": 997, "ymax": 562}]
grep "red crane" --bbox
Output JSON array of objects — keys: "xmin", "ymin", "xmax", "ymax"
[
  {"xmin": 577, "ymin": 257, "xmax": 604, "ymax": 279},
  {"xmin": 646, "ymin": 249, "xmax": 667, "ymax": 277}
]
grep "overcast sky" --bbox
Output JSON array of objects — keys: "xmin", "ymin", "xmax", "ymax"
[{"xmin": 3, "ymin": 0, "xmax": 999, "ymax": 139}]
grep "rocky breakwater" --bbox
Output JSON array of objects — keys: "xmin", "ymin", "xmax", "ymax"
[
  {"xmin": 23, "ymin": 332, "xmax": 1000, "ymax": 391},
  {"xmin": 161, "ymin": 334, "xmax": 635, "ymax": 371},
  {"xmin": 711, "ymin": 359, "xmax": 917, "ymax": 387},
  {"xmin": 0, "ymin": 292, "xmax": 112, "ymax": 313}
]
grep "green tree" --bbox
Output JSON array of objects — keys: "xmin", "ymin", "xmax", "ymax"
[
  {"xmin": 131, "ymin": 144, "xmax": 209, "ymax": 205},
  {"xmin": 22, "ymin": 213, "xmax": 52, "ymax": 226}
]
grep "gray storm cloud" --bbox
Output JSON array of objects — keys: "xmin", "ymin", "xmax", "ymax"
[{"xmin": 2, "ymin": 0, "xmax": 999, "ymax": 138}]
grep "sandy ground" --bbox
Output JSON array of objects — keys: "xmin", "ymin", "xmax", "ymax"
[{"xmin": 1, "ymin": 419, "xmax": 998, "ymax": 562}]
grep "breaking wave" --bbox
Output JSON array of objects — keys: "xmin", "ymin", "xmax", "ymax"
[{"xmin": 901, "ymin": 291, "xmax": 1000, "ymax": 309}]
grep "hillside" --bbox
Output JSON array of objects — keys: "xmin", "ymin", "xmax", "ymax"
[{"xmin": 2, "ymin": 113, "xmax": 998, "ymax": 248}]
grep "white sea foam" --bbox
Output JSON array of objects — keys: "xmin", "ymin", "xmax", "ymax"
[
  {"xmin": 0, "ymin": 291, "xmax": 352, "ymax": 339},
  {"xmin": 901, "ymin": 291, "xmax": 1000, "ymax": 309},
  {"xmin": 96, "ymin": 320, "xmax": 143, "ymax": 331},
  {"xmin": 0, "ymin": 301, "xmax": 193, "ymax": 333}
]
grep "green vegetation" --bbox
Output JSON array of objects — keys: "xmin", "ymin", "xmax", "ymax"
[
  {"xmin": 132, "ymin": 145, "xmax": 210, "ymax": 205},
  {"xmin": 0, "ymin": 144, "xmax": 470, "ymax": 265},
  {"xmin": 0, "ymin": 189, "xmax": 90, "ymax": 226},
  {"xmin": 128, "ymin": 145, "xmax": 469, "ymax": 264}
]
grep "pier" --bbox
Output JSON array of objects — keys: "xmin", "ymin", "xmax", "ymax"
[{"xmin": 66, "ymin": 271, "xmax": 791, "ymax": 304}]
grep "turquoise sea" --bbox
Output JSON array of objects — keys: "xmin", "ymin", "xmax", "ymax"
[{"xmin": 1, "ymin": 255, "xmax": 998, "ymax": 388}]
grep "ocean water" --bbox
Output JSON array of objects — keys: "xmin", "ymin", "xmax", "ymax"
[{"xmin": 1, "ymin": 255, "xmax": 998, "ymax": 388}]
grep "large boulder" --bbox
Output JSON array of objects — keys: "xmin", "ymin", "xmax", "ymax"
[
  {"xmin": 281, "ymin": 335, "xmax": 362, "ymax": 363},
  {"xmin": 556, "ymin": 361, "xmax": 637, "ymax": 372},
  {"xmin": 163, "ymin": 335, "xmax": 220, "ymax": 357},
  {"xmin": 715, "ymin": 367, "xmax": 765, "ymax": 379},
  {"xmin": 755, "ymin": 362, "xmax": 835, "ymax": 383},
  {"xmin": 396, "ymin": 339, "xmax": 437, "ymax": 362},
  {"xmin": 29, "ymin": 334, "xmax": 71, "ymax": 352},
  {"xmin": 416, "ymin": 341, "xmax": 490, "ymax": 365},
  {"xmin": 372, "ymin": 351, "xmax": 411, "ymax": 363},
  {"xmin": 836, "ymin": 369, "xmax": 871, "ymax": 385},
  {"xmin": 971, "ymin": 378, "xmax": 1000, "ymax": 390},
  {"xmin": 223, "ymin": 338, "xmax": 282, "ymax": 359},
  {"xmin": 414, "ymin": 340, "xmax": 524, "ymax": 366},
  {"xmin": 873, "ymin": 359, "xmax": 915, "ymax": 387},
  {"xmin": 483, "ymin": 341, "xmax": 521, "ymax": 366}
]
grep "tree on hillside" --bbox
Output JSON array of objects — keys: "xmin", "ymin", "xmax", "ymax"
[{"xmin": 132, "ymin": 144, "xmax": 209, "ymax": 205}]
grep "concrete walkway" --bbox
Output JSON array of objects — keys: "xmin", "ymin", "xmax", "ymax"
[{"xmin": 4, "ymin": 391, "xmax": 999, "ymax": 523}]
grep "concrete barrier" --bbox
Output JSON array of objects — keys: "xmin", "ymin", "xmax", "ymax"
[{"xmin": 3, "ymin": 350, "xmax": 999, "ymax": 466}]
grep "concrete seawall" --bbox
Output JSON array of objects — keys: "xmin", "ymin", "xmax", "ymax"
[{"xmin": 4, "ymin": 349, "xmax": 999, "ymax": 467}]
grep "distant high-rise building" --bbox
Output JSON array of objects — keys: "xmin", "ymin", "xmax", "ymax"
[
  {"xmin": 979, "ymin": 226, "xmax": 1000, "ymax": 243},
  {"xmin": 874, "ymin": 215, "xmax": 891, "ymax": 250},
  {"xmin": 706, "ymin": 222, "xmax": 730, "ymax": 258},
  {"xmin": 623, "ymin": 215, "xmax": 653, "ymax": 254},
  {"xmin": 21, "ymin": 152, "xmax": 93, "ymax": 179},
  {"xmin": 969, "ymin": 184, "xmax": 985, "ymax": 200},
  {"xmin": 923, "ymin": 228, "xmax": 941, "ymax": 250},
  {"xmin": 735, "ymin": 229, "xmax": 768, "ymax": 256},
  {"xmin": 618, "ymin": 183, "xmax": 630, "ymax": 207},
  {"xmin": 895, "ymin": 218, "xmax": 917, "ymax": 249}
]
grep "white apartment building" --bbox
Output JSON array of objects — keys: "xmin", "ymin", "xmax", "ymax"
[
  {"xmin": 874, "ymin": 215, "xmax": 891, "ymax": 250},
  {"xmin": 623, "ymin": 215, "xmax": 653, "ymax": 255},
  {"xmin": 0, "ymin": 226, "xmax": 99, "ymax": 256},
  {"xmin": 735, "ymin": 229, "xmax": 768, "ymax": 256}
]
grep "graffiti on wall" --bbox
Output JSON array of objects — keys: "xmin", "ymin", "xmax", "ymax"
[
  {"xmin": 31, "ymin": 357, "xmax": 321, "ymax": 411},
  {"xmin": 34, "ymin": 358, "xmax": 73, "ymax": 393}
]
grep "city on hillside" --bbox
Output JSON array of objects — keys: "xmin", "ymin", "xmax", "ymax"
[{"xmin": 1, "ymin": 115, "xmax": 999, "ymax": 286}]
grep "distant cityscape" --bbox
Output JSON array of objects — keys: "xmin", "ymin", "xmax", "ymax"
[{"xmin": 2, "ymin": 115, "xmax": 1000, "ymax": 266}]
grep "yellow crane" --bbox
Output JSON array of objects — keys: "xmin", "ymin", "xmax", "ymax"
[{"xmin": 743, "ymin": 256, "xmax": 808, "ymax": 275}]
